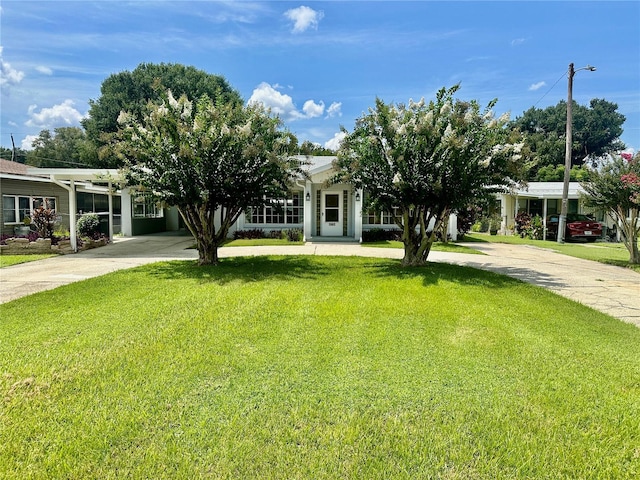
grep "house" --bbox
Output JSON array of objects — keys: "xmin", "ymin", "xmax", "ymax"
[
  {"xmin": 496, "ymin": 181, "xmax": 613, "ymax": 238},
  {"xmin": 231, "ymin": 156, "xmax": 458, "ymax": 242},
  {"xmin": 1, "ymin": 159, "xmax": 122, "ymax": 249},
  {"xmin": 3, "ymin": 155, "xmax": 458, "ymax": 250}
]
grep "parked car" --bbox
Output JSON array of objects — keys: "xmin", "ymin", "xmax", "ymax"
[{"xmin": 545, "ymin": 213, "xmax": 602, "ymax": 242}]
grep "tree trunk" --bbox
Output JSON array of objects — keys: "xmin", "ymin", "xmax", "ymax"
[
  {"xmin": 400, "ymin": 209, "xmax": 438, "ymax": 267},
  {"xmin": 196, "ymin": 238, "xmax": 220, "ymax": 265},
  {"xmin": 179, "ymin": 205, "xmax": 222, "ymax": 266}
]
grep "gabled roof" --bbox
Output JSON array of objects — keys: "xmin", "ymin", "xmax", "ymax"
[{"xmin": 294, "ymin": 155, "xmax": 338, "ymax": 176}]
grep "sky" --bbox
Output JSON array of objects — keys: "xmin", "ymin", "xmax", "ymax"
[{"xmin": 1, "ymin": 1, "xmax": 639, "ymax": 156}]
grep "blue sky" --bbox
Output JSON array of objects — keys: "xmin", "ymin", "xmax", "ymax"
[{"xmin": 1, "ymin": 1, "xmax": 639, "ymax": 154}]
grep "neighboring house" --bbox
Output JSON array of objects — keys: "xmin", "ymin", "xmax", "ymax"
[
  {"xmin": 1, "ymin": 159, "xmax": 70, "ymax": 237},
  {"xmin": 1, "ymin": 160, "xmax": 122, "ymax": 249},
  {"xmin": 3, "ymin": 155, "xmax": 459, "ymax": 249},
  {"xmin": 496, "ymin": 181, "xmax": 613, "ymax": 238}
]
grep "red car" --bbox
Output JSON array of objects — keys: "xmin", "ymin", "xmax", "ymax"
[{"xmin": 546, "ymin": 214, "xmax": 602, "ymax": 242}]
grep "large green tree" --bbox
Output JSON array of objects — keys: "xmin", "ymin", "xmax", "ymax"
[
  {"xmin": 118, "ymin": 90, "xmax": 303, "ymax": 265},
  {"xmin": 0, "ymin": 146, "xmax": 27, "ymax": 164},
  {"xmin": 83, "ymin": 63, "xmax": 242, "ymax": 167},
  {"xmin": 25, "ymin": 127, "xmax": 97, "ymax": 167},
  {"xmin": 581, "ymin": 154, "xmax": 640, "ymax": 264},
  {"xmin": 335, "ymin": 85, "xmax": 525, "ymax": 266},
  {"xmin": 512, "ymin": 99, "xmax": 625, "ymax": 180}
]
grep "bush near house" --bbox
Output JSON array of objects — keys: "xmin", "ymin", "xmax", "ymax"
[
  {"xmin": 77, "ymin": 213, "xmax": 101, "ymax": 238},
  {"xmin": 514, "ymin": 212, "xmax": 544, "ymax": 240},
  {"xmin": 233, "ymin": 228, "xmax": 303, "ymax": 242}
]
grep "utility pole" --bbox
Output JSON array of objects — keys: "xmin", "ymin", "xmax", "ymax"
[
  {"xmin": 557, "ymin": 63, "xmax": 596, "ymax": 243},
  {"xmin": 11, "ymin": 133, "xmax": 17, "ymax": 162}
]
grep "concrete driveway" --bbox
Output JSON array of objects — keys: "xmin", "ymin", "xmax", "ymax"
[{"xmin": 1, "ymin": 233, "xmax": 638, "ymax": 327}]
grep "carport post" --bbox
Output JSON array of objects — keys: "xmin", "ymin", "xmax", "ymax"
[
  {"xmin": 69, "ymin": 180, "xmax": 77, "ymax": 252},
  {"xmin": 108, "ymin": 181, "xmax": 114, "ymax": 240}
]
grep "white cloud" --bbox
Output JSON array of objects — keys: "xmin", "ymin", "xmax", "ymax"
[
  {"xmin": 248, "ymin": 82, "xmax": 303, "ymax": 120},
  {"xmin": 324, "ymin": 131, "xmax": 346, "ymax": 151},
  {"xmin": 529, "ymin": 81, "xmax": 546, "ymax": 91},
  {"xmin": 326, "ymin": 102, "xmax": 342, "ymax": 118},
  {"xmin": 21, "ymin": 135, "xmax": 38, "ymax": 151},
  {"xmin": 0, "ymin": 46, "xmax": 25, "ymax": 87},
  {"xmin": 35, "ymin": 65, "xmax": 53, "ymax": 75},
  {"xmin": 284, "ymin": 6, "xmax": 324, "ymax": 33},
  {"xmin": 249, "ymin": 82, "xmax": 338, "ymax": 122},
  {"xmin": 302, "ymin": 99, "xmax": 324, "ymax": 118},
  {"xmin": 25, "ymin": 99, "xmax": 86, "ymax": 128},
  {"xmin": 511, "ymin": 38, "xmax": 525, "ymax": 46}
]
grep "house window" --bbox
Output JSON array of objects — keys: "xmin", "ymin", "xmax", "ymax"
[
  {"xmin": 362, "ymin": 192, "xmax": 400, "ymax": 225},
  {"xmin": 247, "ymin": 192, "xmax": 303, "ymax": 225},
  {"xmin": 3, "ymin": 195, "xmax": 57, "ymax": 224},
  {"xmin": 132, "ymin": 193, "xmax": 163, "ymax": 218}
]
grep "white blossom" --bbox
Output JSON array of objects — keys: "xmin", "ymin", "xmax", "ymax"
[
  {"xmin": 167, "ymin": 90, "xmax": 179, "ymax": 109},
  {"xmin": 237, "ymin": 121, "xmax": 252, "ymax": 136},
  {"xmin": 498, "ymin": 112, "xmax": 510, "ymax": 123},
  {"xmin": 181, "ymin": 100, "xmax": 192, "ymax": 119},
  {"xmin": 117, "ymin": 110, "xmax": 132, "ymax": 125}
]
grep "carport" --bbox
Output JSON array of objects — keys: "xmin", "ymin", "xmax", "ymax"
[{"xmin": 27, "ymin": 168, "xmax": 123, "ymax": 252}]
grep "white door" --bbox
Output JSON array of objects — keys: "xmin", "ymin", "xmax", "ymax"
[{"xmin": 321, "ymin": 192, "xmax": 343, "ymax": 236}]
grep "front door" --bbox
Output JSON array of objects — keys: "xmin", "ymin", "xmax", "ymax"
[{"xmin": 321, "ymin": 192, "xmax": 343, "ymax": 236}]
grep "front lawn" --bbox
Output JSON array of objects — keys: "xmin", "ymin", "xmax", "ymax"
[
  {"xmin": 465, "ymin": 233, "xmax": 640, "ymax": 272},
  {"xmin": 1, "ymin": 256, "xmax": 638, "ymax": 478},
  {"xmin": 0, "ymin": 253, "xmax": 57, "ymax": 268}
]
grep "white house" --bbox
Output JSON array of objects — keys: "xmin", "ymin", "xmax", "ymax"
[
  {"xmin": 496, "ymin": 181, "xmax": 612, "ymax": 238},
  {"xmin": 6, "ymin": 155, "xmax": 459, "ymax": 250}
]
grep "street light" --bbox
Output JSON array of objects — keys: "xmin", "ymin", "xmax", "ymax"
[{"xmin": 557, "ymin": 63, "xmax": 596, "ymax": 243}]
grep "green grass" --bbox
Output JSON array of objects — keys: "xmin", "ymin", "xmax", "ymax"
[
  {"xmin": 0, "ymin": 253, "xmax": 57, "ymax": 267},
  {"xmin": 465, "ymin": 233, "xmax": 640, "ymax": 272},
  {"xmin": 365, "ymin": 240, "xmax": 484, "ymax": 255},
  {"xmin": 1, "ymin": 256, "xmax": 639, "ymax": 478}
]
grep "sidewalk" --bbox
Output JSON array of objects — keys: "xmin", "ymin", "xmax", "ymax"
[{"xmin": 1, "ymin": 234, "xmax": 638, "ymax": 327}]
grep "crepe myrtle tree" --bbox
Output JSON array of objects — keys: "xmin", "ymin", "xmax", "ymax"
[
  {"xmin": 118, "ymin": 90, "xmax": 303, "ymax": 265},
  {"xmin": 581, "ymin": 153, "xmax": 640, "ymax": 264},
  {"xmin": 335, "ymin": 85, "xmax": 525, "ymax": 266}
]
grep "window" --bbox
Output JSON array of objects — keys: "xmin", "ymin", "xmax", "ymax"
[
  {"xmin": 247, "ymin": 192, "xmax": 303, "ymax": 225},
  {"xmin": 132, "ymin": 193, "xmax": 163, "ymax": 218},
  {"xmin": 362, "ymin": 192, "xmax": 400, "ymax": 225},
  {"xmin": 3, "ymin": 195, "xmax": 57, "ymax": 224}
]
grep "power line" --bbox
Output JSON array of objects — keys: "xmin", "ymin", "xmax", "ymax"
[{"xmin": 533, "ymin": 69, "xmax": 569, "ymax": 108}]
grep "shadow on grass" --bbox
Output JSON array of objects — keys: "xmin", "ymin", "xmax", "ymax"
[
  {"xmin": 370, "ymin": 260, "xmax": 565, "ymax": 290},
  {"xmin": 143, "ymin": 255, "xmax": 332, "ymax": 285}
]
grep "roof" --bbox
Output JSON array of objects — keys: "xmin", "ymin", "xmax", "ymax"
[
  {"xmin": 25, "ymin": 167, "xmax": 123, "ymax": 183},
  {"xmin": 506, "ymin": 182, "xmax": 585, "ymax": 198},
  {"xmin": 0, "ymin": 158, "xmax": 31, "ymax": 176}
]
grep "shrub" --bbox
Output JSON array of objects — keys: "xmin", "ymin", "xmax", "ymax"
[
  {"xmin": 233, "ymin": 229, "xmax": 266, "ymax": 240},
  {"xmin": 77, "ymin": 213, "xmax": 101, "ymax": 238},
  {"xmin": 31, "ymin": 204, "xmax": 58, "ymax": 239},
  {"xmin": 362, "ymin": 228, "xmax": 403, "ymax": 242},
  {"xmin": 515, "ymin": 212, "xmax": 544, "ymax": 240},
  {"xmin": 514, "ymin": 212, "xmax": 531, "ymax": 238},
  {"xmin": 457, "ymin": 206, "xmax": 481, "ymax": 237},
  {"xmin": 285, "ymin": 229, "xmax": 303, "ymax": 242}
]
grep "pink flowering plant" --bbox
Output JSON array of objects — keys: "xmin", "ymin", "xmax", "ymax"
[{"xmin": 582, "ymin": 153, "xmax": 640, "ymax": 264}]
